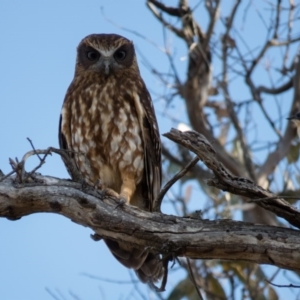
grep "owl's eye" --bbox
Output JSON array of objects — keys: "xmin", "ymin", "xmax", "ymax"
[
  {"xmin": 86, "ymin": 50, "xmax": 100, "ymax": 61},
  {"xmin": 114, "ymin": 50, "xmax": 126, "ymax": 61}
]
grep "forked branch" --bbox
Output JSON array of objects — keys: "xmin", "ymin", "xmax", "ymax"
[{"xmin": 164, "ymin": 128, "xmax": 300, "ymax": 228}]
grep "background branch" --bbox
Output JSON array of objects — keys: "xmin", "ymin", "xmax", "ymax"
[{"xmin": 164, "ymin": 128, "xmax": 300, "ymax": 228}]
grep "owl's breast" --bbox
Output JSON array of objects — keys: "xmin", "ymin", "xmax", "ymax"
[{"xmin": 69, "ymin": 82, "xmax": 144, "ymax": 191}]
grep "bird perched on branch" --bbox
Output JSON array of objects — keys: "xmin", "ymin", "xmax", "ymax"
[
  {"xmin": 287, "ymin": 112, "xmax": 300, "ymax": 138},
  {"xmin": 58, "ymin": 33, "xmax": 163, "ymax": 284}
]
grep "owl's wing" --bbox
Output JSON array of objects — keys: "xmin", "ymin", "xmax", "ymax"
[
  {"xmin": 139, "ymin": 84, "xmax": 162, "ymax": 212},
  {"xmin": 58, "ymin": 110, "xmax": 83, "ymax": 182},
  {"xmin": 58, "ymin": 114, "xmax": 68, "ymax": 151}
]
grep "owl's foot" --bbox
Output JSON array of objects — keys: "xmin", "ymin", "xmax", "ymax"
[
  {"xmin": 114, "ymin": 197, "xmax": 127, "ymax": 209},
  {"xmin": 103, "ymin": 187, "xmax": 120, "ymax": 198},
  {"xmin": 100, "ymin": 187, "xmax": 129, "ymax": 209},
  {"xmin": 102, "ymin": 187, "xmax": 125, "ymax": 208},
  {"xmin": 80, "ymin": 179, "xmax": 89, "ymax": 190},
  {"xmin": 114, "ymin": 189, "xmax": 133, "ymax": 209},
  {"xmin": 93, "ymin": 179, "xmax": 102, "ymax": 189}
]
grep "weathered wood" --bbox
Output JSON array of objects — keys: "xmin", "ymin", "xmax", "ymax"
[
  {"xmin": 164, "ymin": 128, "xmax": 300, "ymax": 228},
  {"xmin": 1, "ymin": 175, "xmax": 300, "ymax": 272}
]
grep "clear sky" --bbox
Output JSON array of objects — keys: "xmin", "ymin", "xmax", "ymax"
[{"xmin": 0, "ymin": 1, "xmax": 296, "ymax": 300}]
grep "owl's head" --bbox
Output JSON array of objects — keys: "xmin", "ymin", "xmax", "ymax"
[{"xmin": 74, "ymin": 34, "xmax": 139, "ymax": 76}]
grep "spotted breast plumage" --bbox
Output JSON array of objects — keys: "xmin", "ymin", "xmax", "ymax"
[{"xmin": 58, "ymin": 33, "xmax": 163, "ymax": 283}]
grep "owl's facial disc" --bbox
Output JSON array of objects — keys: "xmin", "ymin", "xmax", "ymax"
[{"xmin": 76, "ymin": 36, "xmax": 136, "ymax": 76}]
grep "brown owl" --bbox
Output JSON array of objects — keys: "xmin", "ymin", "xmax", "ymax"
[{"xmin": 59, "ymin": 34, "xmax": 163, "ymax": 283}]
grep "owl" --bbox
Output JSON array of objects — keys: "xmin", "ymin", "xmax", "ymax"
[{"xmin": 58, "ymin": 34, "xmax": 163, "ymax": 283}]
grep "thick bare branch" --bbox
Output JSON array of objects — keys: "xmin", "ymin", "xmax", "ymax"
[{"xmin": 1, "ymin": 175, "xmax": 300, "ymax": 272}]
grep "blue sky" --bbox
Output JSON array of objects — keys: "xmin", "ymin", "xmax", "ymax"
[
  {"xmin": 0, "ymin": 1, "xmax": 184, "ymax": 299},
  {"xmin": 0, "ymin": 1, "xmax": 298, "ymax": 299}
]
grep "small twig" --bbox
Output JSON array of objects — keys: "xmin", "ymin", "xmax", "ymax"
[
  {"xmin": 9, "ymin": 157, "xmax": 24, "ymax": 182},
  {"xmin": 257, "ymin": 78, "xmax": 293, "ymax": 95},
  {"xmin": 23, "ymin": 148, "xmax": 53, "ymax": 181},
  {"xmin": 204, "ymin": 0, "xmax": 221, "ymax": 49},
  {"xmin": 27, "ymin": 137, "xmax": 42, "ymax": 161},
  {"xmin": 220, "ymin": 83, "xmax": 256, "ymax": 181},
  {"xmin": 162, "ymin": 25, "xmax": 181, "ymax": 87},
  {"xmin": 273, "ymin": 0, "xmax": 281, "ymax": 39},
  {"xmin": 187, "ymin": 258, "xmax": 204, "ymax": 300},
  {"xmin": 260, "ymin": 268, "xmax": 281, "ymax": 292},
  {"xmin": 68, "ymin": 290, "xmax": 82, "ymax": 300},
  {"xmin": 81, "ymin": 273, "xmax": 138, "ymax": 284},
  {"xmin": 55, "ymin": 289, "xmax": 67, "ymax": 300},
  {"xmin": 100, "ymin": 7, "xmax": 163, "ymax": 51},
  {"xmin": 265, "ymin": 279, "xmax": 300, "ymax": 288},
  {"xmin": 156, "ymin": 156, "xmax": 199, "ymax": 209},
  {"xmin": 45, "ymin": 288, "xmax": 62, "ymax": 300},
  {"xmin": 128, "ymin": 271, "xmax": 148, "ymax": 300},
  {"xmin": 2, "ymin": 147, "xmax": 82, "ymax": 184},
  {"xmin": 0, "ymin": 169, "xmax": 16, "ymax": 182},
  {"xmin": 282, "ymin": 1, "xmax": 295, "ymax": 69},
  {"xmin": 149, "ymin": 255, "xmax": 170, "ymax": 292}
]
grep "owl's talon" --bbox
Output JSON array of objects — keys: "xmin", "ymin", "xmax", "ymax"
[
  {"xmin": 114, "ymin": 198, "xmax": 126, "ymax": 210},
  {"xmin": 80, "ymin": 179, "xmax": 88, "ymax": 190},
  {"xmin": 103, "ymin": 187, "xmax": 120, "ymax": 198},
  {"xmin": 93, "ymin": 179, "xmax": 102, "ymax": 189}
]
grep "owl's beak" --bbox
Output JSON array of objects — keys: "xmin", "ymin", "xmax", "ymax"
[
  {"xmin": 95, "ymin": 57, "xmax": 112, "ymax": 75},
  {"xmin": 95, "ymin": 57, "xmax": 116, "ymax": 75},
  {"xmin": 102, "ymin": 59, "xmax": 111, "ymax": 75}
]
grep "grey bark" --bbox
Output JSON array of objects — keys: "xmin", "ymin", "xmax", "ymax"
[{"xmin": 0, "ymin": 167, "xmax": 300, "ymax": 273}]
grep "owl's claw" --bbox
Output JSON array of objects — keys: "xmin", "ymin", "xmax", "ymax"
[
  {"xmin": 103, "ymin": 187, "xmax": 120, "ymax": 198},
  {"xmin": 102, "ymin": 187, "xmax": 127, "ymax": 209},
  {"xmin": 93, "ymin": 179, "xmax": 102, "ymax": 189},
  {"xmin": 80, "ymin": 179, "xmax": 89, "ymax": 190},
  {"xmin": 114, "ymin": 197, "xmax": 126, "ymax": 210}
]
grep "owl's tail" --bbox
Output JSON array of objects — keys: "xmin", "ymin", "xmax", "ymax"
[{"xmin": 104, "ymin": 238, "xmax": 164, "ymax": 283}]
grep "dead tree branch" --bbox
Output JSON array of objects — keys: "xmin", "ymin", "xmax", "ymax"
[
  {"xmin": 1, "ymin": 174, "xmax": 300, "ymax": 272},
  {"xmin": 164, "ymin": 128, "xmax": 300, "ymax": 228}
]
